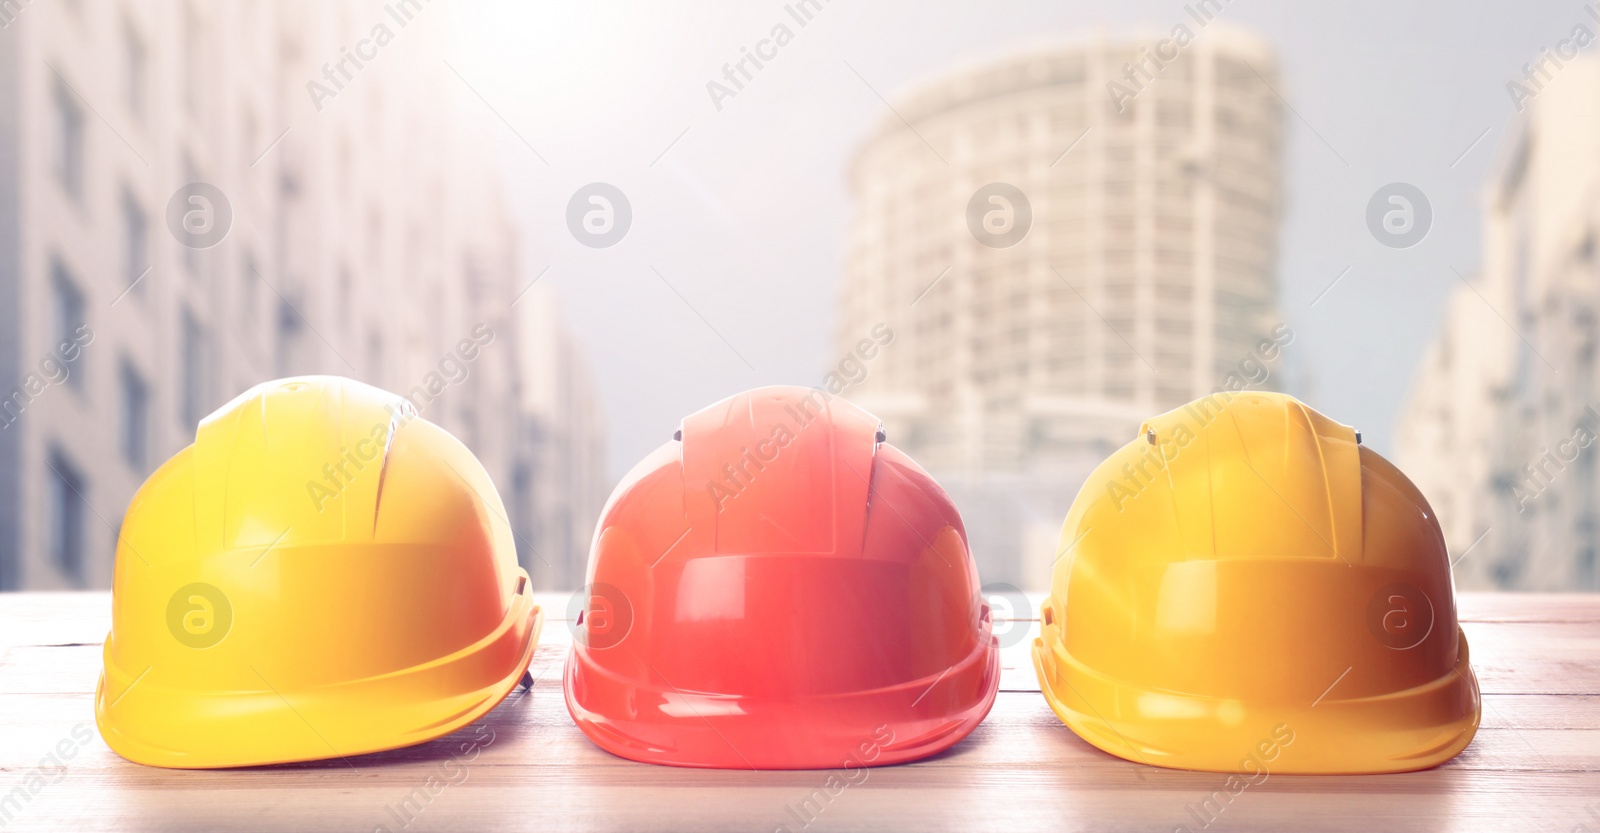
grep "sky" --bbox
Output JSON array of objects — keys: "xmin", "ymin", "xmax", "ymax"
[{"xmin": 444, "ymin": 0, "xmax": 1597, "ymax": 478}]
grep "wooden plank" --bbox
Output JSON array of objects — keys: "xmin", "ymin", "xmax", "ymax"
[
  {"xmin": 2, "ymin": 690, "xmax": 1598, "ymax": 830},
  {"xmin": 0, "ymin": 592, "xmax": 111, "ymax": 653},
  {"xmin": 1457, "ymin": 593, "xmax": 1600, "ymax": 623},
  {"xmin": 1, "ymin": 593, "xmax": 1598, "ymax": 832},
  {"xmin": 11, "ymin": 618, "xmax": 1599, "ymax": 697},
  {"xmin": 1, "ymin": 687, "xmax": 1595, "ymax": 772},
  {"xmin": 1, "ymin": 591, "xmax": 1593, "ymax": 639}
]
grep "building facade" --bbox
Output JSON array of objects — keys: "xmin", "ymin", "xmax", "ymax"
[
  {"xmin": 837, "ymin": 28, "xmax": 1286, "ymax": 587},
  {"xmin": 0, "ymin": 0, "xmax": 606, "ymax": 590},
  {"xmin": 1397, "ymin": 56, "xmax": 1600, "ymax": 591}
]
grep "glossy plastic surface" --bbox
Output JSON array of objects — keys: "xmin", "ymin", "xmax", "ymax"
[
  {"xmin": 565, "ymin": 386, "xmax": 999, "ymax": 769},
  {"xmin": 96, "ymin": 376, "xmax": 541, "ymax": 769},
  {"xmin": 1033, "ymin": 391, "xmax": 1480, "ymax": 774}
]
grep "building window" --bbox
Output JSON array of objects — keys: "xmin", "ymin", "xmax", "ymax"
[
  {"xmin": 240, "ymin": 250, "xmax": 259, "ymax": 328},
  {"xmin": 241, "ymin": 108, "xmax": 258, "ymax": 169},
  {"xmin": 511, "ymin": 460, "xmax": 534, "ymax": 570},
  {"xmin": 180, "ymin": 309, "xmax": 207, "ymax": 428},
  {"xmin": 338, "ymin": 265, "xmax": 352, "ymax": 329},
  {"xmin": 47, "ymin": 449, "xmax": 88, "ymax": 585},
  {"xmin": 366, "ymin": 330, "xmax": 384, "ymax": 384},
  {"xmin": 120, "ymin": 360, "xmax": 149, "ymax": 471},
  {"xmin": 181, "ymin": 3, "xmax": 202, "ymax": 115},
  {"xmin": 52, "ymin": 260, "xmax": 87, "ymax": 389},
  {"xmin": 180, "ymin": 152, "xmax": 200, "ymax": 275},
  {"xmin": 122, "ymin": 188, "xmax": 149, "ymax": 292},
  {"xmin": 124, "ymin": 19, "xmax": 146, "ymax": 120},
  {"xmin": 276, "ymin": 296, "xmax": 301, "ymax": 375},
  {"xmin": 52, "ymin": 77, "xmax": 85, "ymax": 198}
]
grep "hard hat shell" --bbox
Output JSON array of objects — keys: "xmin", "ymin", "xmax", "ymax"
[
  {"xmin": 1033, "ymin": 391, "xmax": 1480, "ymax": 774},
  {"xmin": 564, "ymin": 386, "xmax": 1000, "ymax": 769},
  {"xmin": 95, "ymin": 376, "xmax": 541, "ymax": 768}
]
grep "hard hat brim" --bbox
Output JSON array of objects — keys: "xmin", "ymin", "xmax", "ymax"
[
  {"xmin": 95, "ymin": 597, "xmax": 543, "ymax": 769},
  {"xmin": 1032, "ymin": 625, "xmax": 1481, "ymax": 774},
  {"xmin": 563, "ymin": 633, "xmax": 1000, "ymax": 770}
]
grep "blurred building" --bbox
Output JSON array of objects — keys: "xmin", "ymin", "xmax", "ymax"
[
  {"xmin": 507, "ymin": 285, "xmax": 609, "ymax": 591},
  {"xmin": 838, "ymin": 28, "xmax": 1285, "ymax": 588},
  {"xmin": 1397, "ymin": 56, "xmax": 1600, "ymax": 591},
  {"xmin": 0, "ymin": 0, "xmax": 605, "ymax": 590}
]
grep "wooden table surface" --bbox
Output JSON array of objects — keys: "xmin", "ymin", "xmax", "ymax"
[{"xmin": 1, "ymin": 592, "xmax": 1596, "ymax": 832}]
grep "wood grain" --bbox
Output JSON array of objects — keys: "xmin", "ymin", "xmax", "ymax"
[{"xmin": 0, "ymin": 592, "xmax": 1594, "ymax": 832}]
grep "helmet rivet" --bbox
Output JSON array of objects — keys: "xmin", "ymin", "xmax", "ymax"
[{"xmin": 1146, "ymin": 428, "xmax": 1157, "ymax": 445}]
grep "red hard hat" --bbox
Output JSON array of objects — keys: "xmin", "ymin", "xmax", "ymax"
[{"xmin": 564, "ymin": 386, "xmax": 999, "ymax": 769}]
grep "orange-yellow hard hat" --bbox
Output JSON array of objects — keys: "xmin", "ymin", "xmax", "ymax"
[
  {"xmin": 95, "ymin": 376, "xmax": 541, "ymax": 768},
  {"xmin": 1032, "ymin": 391, "xmax": 1480, "ymax": 774}
]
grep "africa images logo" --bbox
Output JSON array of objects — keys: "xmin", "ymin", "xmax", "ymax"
[
  {"xmin": 165, "ymin": 583, "xmax": 233, "ymax": 649},
  {"xmin": 1366, "ymin": 583, "xmax": 1434, "ymax": 651},
  {"xmin": 567, "ymin": 583, "xmax": 636, "ymax": 651},
  {"xmin": 165, "ymin": 183, "xmax": 233, "ymax": 249},
  {"xmin": 966, "ymin": 183, "xmax": 1032, "ymax": 248},
  {"xmin": 1365, "ymin": 183, "xmax": 1431, "ymax": 249},
  {"xmin": 567, "ymin": 183, "xmax": 632, "ymax": 248}
]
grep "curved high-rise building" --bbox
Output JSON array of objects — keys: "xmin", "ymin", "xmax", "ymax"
[{"xmin": 838, "ymin": 27, "xmax": 1285, "ymax": 586}]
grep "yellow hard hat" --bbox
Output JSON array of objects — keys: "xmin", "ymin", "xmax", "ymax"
[
  {"xmin": 95, "ymin": 376, "xmax": 541, "ymax": 768},
  {"xmin": 1033, "ymin": 391, "xmax": 1480, "ymax": 774}
]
